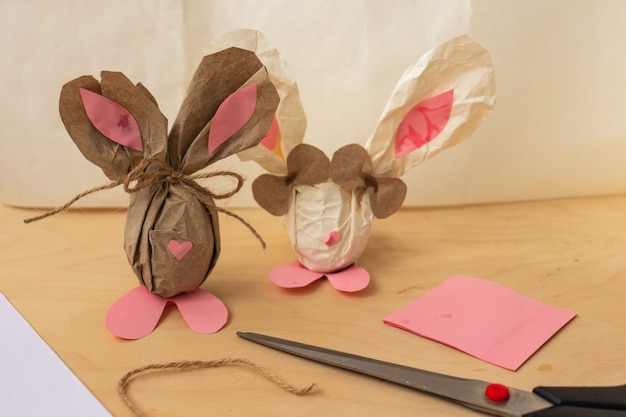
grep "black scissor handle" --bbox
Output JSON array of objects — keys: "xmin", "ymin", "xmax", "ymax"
[
  {"xmin": 523, "ymin": 384, "xmax": 626, "ymax": 416},
  {"xmin": 524, "ymin": 405, "xmax": 626, "ymax": 416},
  {"xmin": 533, "ymin": 384, "xmax": 626, "ymax": 409}
]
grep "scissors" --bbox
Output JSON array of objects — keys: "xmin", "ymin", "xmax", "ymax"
[{"xmin": 238, "ymin": 332, "xmax": 626, "ymax": 416}]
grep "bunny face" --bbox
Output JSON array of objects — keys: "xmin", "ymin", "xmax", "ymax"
[
  {"xmin": 58, "ymin": 47, "xmax": 280, "ymax": 297},
  {"xmin": 253, "ymin": 142, "xmax": 406, "ymax": 273},
  {"xmin": 239, "ymin": 34, "xmax": 496, "ymax": 285},
  {"xmin": 285, "ymin": 179, "xmax": 373, "ymax": 273}
]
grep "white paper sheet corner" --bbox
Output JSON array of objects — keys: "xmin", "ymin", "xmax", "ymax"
[{"xmin": 0, "ymin": 292, "xmax": 111, "ymax": 417}]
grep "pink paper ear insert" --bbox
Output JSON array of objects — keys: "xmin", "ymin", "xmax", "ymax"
[
  {"xmin": 208, "ymin": 84, "xmax": 258, "ymax": 153},
  {"xmin": 395, "ymin": 89, "xmax": 453, "ymax": 157},
  {"xmin": 383, "ymin": 276, "xmax": 576, "ymax": 371},
  {"xmin": 261, "ymin": 117, "xmax": 280, "ymax": 151},
  {"xmin": 79, "ymin": 88, "xmax": 143, "ymax": 151}
]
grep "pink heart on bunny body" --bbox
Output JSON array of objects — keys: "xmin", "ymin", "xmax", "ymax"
[{"xmin": 168, "ymin": 240, "xmax": 193, "ymax": 260}]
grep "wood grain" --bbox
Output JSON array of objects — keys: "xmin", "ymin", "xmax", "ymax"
[{"xmin": 2, "ymin": 195, "xmax": 626, "ymax": 416}]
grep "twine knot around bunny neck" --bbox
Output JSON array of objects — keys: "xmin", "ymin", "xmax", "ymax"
[
  {"xmin": 123, "ymin": 157, "xmax": 244, "ymax": 200},
  {"xmin": 23, "ymin": 157, "xmax": 266, "ymax": 249}
]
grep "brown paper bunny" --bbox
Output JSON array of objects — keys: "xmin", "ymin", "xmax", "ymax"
[{"xmin": 27, "ymin": 43, "xmax": 279, "ymax": 339}]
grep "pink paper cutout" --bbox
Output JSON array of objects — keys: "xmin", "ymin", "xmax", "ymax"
[
  {"xmin": 326, "ymin": 265, "xmax": 370, "ymax": 292},
  {"xmin": 208, "ymin": 84, "xmax": 258, "ymax": 153},
  {"xmin": 167, "ymin": 239, "xmax": 193, "ymax": 260},
  {"xmin": 323, "ymin": 230, "xmax": 341, "ymax": 247},
  {"xmin": 383, "ymin": 276, "xmax": 577, "ymax": 371},
  {"xmin": 270, "ymin": 261, "xmax": 370, "ymax": 292},
  {"xmin": 105, "ymin": 286, "xmax": 229, "ymax": 339},
  {"xmin": 270, "ymin": 261, "xmax": 324, "ymax": 288},
  {"xmin": 171, "ymin": 289, "xmax": 228, "ymax": 334},
  {"xmin": 105, "ymin": 286, "xmax": 168, "ymax": 340},
  {"xmin": 79, "ymin": 88, "xmax": 143, "ymax": 151},
  {"xmin": 395, "ymin": 89, "xmax": 453, "ymax": 157},
  {"xmin": 261, "ymin": 117, "xmax": 280, "ymax": 150}
]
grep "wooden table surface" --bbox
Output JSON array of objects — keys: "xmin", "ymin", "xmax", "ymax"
[{"xmin": 2, "ymin": 195, "xmax": 625, "ymax": 416}]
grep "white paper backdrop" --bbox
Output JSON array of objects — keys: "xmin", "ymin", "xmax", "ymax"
[{"xmin": 2, "ymin": 0, "xmax": 626, "ymax": 208}]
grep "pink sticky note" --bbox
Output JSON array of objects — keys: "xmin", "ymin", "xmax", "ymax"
[{"xmin": 383, "ymin": 276, "xmax": 576, "ymax": 370}]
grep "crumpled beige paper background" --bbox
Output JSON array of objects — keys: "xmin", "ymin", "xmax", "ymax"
[{"xmin": 2, "ymin": 0, "xmax": 626, "ymax": 208}]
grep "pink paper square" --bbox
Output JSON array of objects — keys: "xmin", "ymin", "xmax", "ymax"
[{"xmin": 383, "ymin": 276, "xmax": 576, "ymax": 371}]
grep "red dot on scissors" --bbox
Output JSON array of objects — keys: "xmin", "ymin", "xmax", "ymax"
[{"xmin": 485, "ymin": 383, "xmax": 510, "ymax": 402}]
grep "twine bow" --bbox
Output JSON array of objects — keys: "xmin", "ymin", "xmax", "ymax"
[
  {"xmin": 24, "ymin": 158, "xmax": 266, "ymax": 249},
  {"xmin": 123, "ymin": 158, "xmax": 243, "ymax": 199}
]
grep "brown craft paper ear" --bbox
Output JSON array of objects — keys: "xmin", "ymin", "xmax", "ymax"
[
  {"xmin": 252, "ymin": 143, "xmax": 329, "ymax": 216},
  {"xmin": 287, "ymin": 144, "xmax": 330, "ymax": 185},
  {"xmin": 59, "ymin": 72, "xmax": 167, "ymax": 181},
  {"xmin": 169, "ymin": 47, "xmax": 279, "ymax": 174},
  {"xmin": 329, "ymin": 144, "xmax": 372, "ymax": 187},
  {"xmin": 367, "ymin": 177, "xmax": 407, "ymax": 219},
  {"xmin": 330, "ymin": 144, "xmax": 407, "ymax": 219},
  {"xmin": 251, "ymin": 174, "xmax": 293, "ymax": 216}
]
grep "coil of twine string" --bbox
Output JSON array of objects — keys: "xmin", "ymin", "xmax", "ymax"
[
  {"xmin": 118, "ymin": 358, "xmax": 317, "ymax": 417},
  {"xmin": 23, "ymin": 158, "xmax": 266, "ymax": 248}
]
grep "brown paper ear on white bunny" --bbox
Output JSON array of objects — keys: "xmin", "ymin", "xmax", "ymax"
[
  {"xmin": 365, "ymin": 35, "xmax": 496, "ymax": 178},
  {"xmin": 166, "ymin": 47, "xmax": 279, "ymax": 174},
  {"xmin": 206, "ymin": 29, "xmax": 307, "ymax": 176},
  {"xmin": 59, "ymin": 71, "xmax": 168, "ymax": 181},
  {"xmin": 252, "ymin": 143, "xmax": 330, "ymax": 216}
]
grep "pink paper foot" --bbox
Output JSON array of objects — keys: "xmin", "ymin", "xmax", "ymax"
[
  {"xmin": 326, "ymin": 264, "xmax": 370, "ymax": 292},
  {"xmin": 270, "ymin": 261, "xmax": 370, "ymax": 292},
  {"xmin": 270, "ymin": 261, "xmax": 324, "ymax": 288},
  {"xmin": 105, "ymin": 286, "xmax": 168, "ymax": 340},
  {"xmin": 171, "ymin": 289, "xmax": 228, "ymax": 334},
  {"xmin": 105, "ymin": 286, "xmax": 228, "ymax": 339}
]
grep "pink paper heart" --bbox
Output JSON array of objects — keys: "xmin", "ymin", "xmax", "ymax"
[{"xmin": 168, "ymin": 240, "xmax": 193, "ymax": 260}]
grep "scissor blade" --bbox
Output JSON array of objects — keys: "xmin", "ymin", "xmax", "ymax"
[{"xmin": 238, "ymin": 332, "xmax": 554, "ymax": 417}]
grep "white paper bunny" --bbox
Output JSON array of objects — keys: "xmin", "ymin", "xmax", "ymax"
[{"xmin": 233, "ymin": 32, "xmax": 496, "ymax": 292}]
